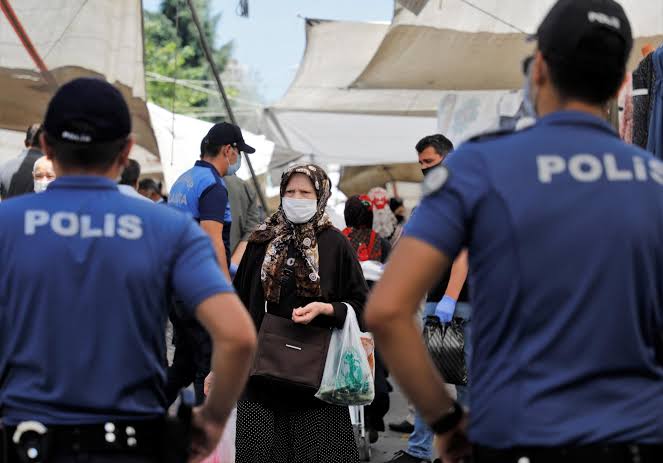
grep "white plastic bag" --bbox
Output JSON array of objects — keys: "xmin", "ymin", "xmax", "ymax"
[
  {"xmin": 200, "ymin": 407, "xmax": 236, "ymax": 463},
  {"xmin": 315, "ymin": 305, "xmax": 375, "ymax": 406}
]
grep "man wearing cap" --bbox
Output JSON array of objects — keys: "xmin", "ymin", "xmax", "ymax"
[
  {"xmin": 169, "ymin": 122, "xmax": 255, "ymax": 277},
  {"xmin": 166, "ymin": 122, "xmax": 255, "ymax": 405},
  {"xmin": 367, "ymin": 1, "xmax": 663, "ymax": 462},
  {"xmin": 0, "ymin": 78, "xmax": 257, "ymax": 462}
]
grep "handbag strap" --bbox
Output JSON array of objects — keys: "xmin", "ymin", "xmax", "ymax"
[{"xmin": 367, "ymin": 231, "xmax": 377, "ymax": 257}]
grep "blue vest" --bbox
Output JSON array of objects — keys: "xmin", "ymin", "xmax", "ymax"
[{"xmin": 169, "ymin": 160, "xmax": 232, "ymax": 223}]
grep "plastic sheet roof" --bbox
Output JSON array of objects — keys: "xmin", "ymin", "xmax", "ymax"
[
  {"xmin": 352, "ymin": 0, "xmax": 663, "ymax": 90},
  {"xmin": 0, "ymin": 0, "xmax": 158, "ymax": 156}
]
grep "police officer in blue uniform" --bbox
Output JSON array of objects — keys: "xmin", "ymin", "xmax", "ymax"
[
  {"xmin": 367, "ymin": 1, "xmax": 663, "ymax": 462},
  {"xmin": 166, "ymin": 123, "xmax": 255, "ymax": 406},
  {"xmin": 169, "ymin": 122, "xmax": 253, "ymax": 276},
  {"xmin": 0, "ymin": 78, "xmax": 257, "ymax": 462}
]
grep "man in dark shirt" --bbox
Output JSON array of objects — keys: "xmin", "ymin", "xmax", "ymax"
[
  {"xmin": 387, "ymin": 134, "xmax": 469, "ymax": 463},
  {"xmin": 0, "ymin": 124, "xmax": 43, "ymax": 199},
  {"xmin": 224, "ymin": 173, "xmax": 261, "ymax": 266}
]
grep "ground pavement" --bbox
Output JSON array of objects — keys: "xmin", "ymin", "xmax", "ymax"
[{"xmin": 369, "ymin": 384, "xmax": 412, "ymax": 462}]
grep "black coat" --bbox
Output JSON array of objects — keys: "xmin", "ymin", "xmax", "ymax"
[{"xmin": 234, "ymin": 227, "xmax": 369, "ymax": 409}]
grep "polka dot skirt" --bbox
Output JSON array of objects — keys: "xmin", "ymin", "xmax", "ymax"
[{"xmin": 236, "ymin": 400, "xmax": 360, "ymax": 463}]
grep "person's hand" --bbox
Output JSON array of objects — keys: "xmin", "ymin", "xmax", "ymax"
[
  {"xmin": 188, "ymin": 406, "xmax": 225, "ymax": 463},
  {"xmin": 203, "ymin": 372, "xmax": 214, "ymax": 397},
  {"xmin": 435, "ymin": 296, "xmax": 457, "ymax": 323},
  {"xmin": 435, "ymin": 416, "xmax": 472, "ymax": 463},
  {"xmin": 292, "ymin": 302, "xmax": 334, "ymax": 324}
]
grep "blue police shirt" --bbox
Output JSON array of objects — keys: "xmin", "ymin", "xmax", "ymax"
[
  {"xmin": 169, "ymin": 160, "xmax": 232, "ymax": 265},
  {"xmin": 0, "ymin": 176, "xmax": 233, "ymax": 425},
  {"xmin": 406, "ymin": 111, "xmax": 663, "ymax": 447}
]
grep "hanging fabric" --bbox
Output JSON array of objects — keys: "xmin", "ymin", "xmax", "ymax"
[
  {"xmin": 618, "ymin": 74, "xmax": 633, "ymax": 143},
  {"xmin": 646, "ymin": 47, "xmax": 663, "ymax": 158},
  {"xmin": 632, "ymin": 52, "xmax": 656, "ymax": 149}
]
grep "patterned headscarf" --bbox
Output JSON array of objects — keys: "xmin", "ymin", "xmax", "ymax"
[
  {"xmin": 368, "ymin": 187, "xmax": 397, "ymax": 239},
  {"xmin": 249, "ymin": 164, "xmax": 333, "ymax": 303}
]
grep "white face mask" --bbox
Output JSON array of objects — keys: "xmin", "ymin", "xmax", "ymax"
[
  {"xmin": 282, "ymin": 197, "xmax": 318, "ymax": 224},
  {"xmin": 34, "ymin": 179, "xmax": 52, "ymax": 193}
]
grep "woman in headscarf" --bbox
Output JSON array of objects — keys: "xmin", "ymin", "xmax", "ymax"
[
  {"xmin": 233, "ymin": 164, "xmax": 367, "ymax": 463},
  {"xmin": 343, "ymin": 194, "xmax": 393, "ymax": 444},
  {"xmin": 343, "ymin": 194, "xmax": 391, "ymax": 265}
]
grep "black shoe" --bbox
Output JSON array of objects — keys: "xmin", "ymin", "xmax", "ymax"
[
  {"xmin": 388, "ymin": 420, "xmax": 415, "ymax": 434},
  {"xmin": 368, "ymin": 428, "xmax": 379, "ymax": 444},
  {"xmin": 386, "ymin": 450, "xmax": 431, "ymax": 463}
]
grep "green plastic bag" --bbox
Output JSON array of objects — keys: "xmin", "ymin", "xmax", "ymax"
[{"xmin": 315, "ymin": 305, "xmax": 375, "ymax": 406}]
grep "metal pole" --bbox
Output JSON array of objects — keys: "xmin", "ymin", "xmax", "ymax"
[{"xmin": 185, "ymin": 0, "xmax": 269, "ymax": 213}]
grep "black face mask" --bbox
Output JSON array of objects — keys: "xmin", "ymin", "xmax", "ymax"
[
  {"xmin": 396, "ymin": 214, "xmax": 405, "ymax": 224},
  {"xmin": 422, "ymin": 166, "xmax": 435, "ymax": 177}
]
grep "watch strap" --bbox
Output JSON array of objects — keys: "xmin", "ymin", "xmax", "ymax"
[{"xmin": 429, "ymin": 400, "xmax": 464, "ymax": 435}]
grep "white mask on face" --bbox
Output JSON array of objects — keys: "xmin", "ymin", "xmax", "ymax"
[
  {"xmin": 34, "ymin": 179, "xmax": 52, "ymax": 193},
  {"xmin": 282, "ymin": 197, "xmax": 318, "ymax": 224}
]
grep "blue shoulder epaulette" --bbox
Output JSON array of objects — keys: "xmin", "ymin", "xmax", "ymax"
[
  {"xmin": 467, "ymin": 128, "xmax": 516, "ymax": 143},
  {"xmin": 422, "ymin": 165, "xmax": 450, "ymax": 197}
]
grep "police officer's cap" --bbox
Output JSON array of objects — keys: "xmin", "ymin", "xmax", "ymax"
[
  {"xmin": 531, "ymin": 0, "xmax": 633, "ymax": 66},
  {"xmin": 202, "ymin": 122, "xmax": 256, "ymax": 154},
  {"xmin": 43, "ymin": 77, "xmax": 131, "ymax": 145}
]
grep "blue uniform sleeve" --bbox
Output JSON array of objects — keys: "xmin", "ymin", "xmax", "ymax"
[
  {"xmin": 171, "ymin": 219, "xmax": 234, "ymax": 315},
  {"xmin": 198, "ymin": 182, "xmax": 228, "ymax": 223},
  {"xmin": 405, "ymin": 148, "xmax": 490, "ymax": 260}
]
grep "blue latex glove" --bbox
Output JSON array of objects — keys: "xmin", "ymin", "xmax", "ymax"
[
  {"xmin": 435, "ymin": 295, "xmax": 457, "ymax": 323},
  {"xmin": 229, "ymin": 262, "xmax": 239, "ymax": 279}
]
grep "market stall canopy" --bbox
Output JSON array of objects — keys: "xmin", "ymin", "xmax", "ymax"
[
  {"xmin": 264, "ymin": 18, "xmax": 444, "ymax": 167},
  {"xmin": 149, "ymin": 103, "xmax": 274, "ymax": 191},
  {"xmin": 352, "ymin": 0, "xmax": 663, "ymax": 91},
  {"xmin": 0, "ymin": 0, "xmax": 158, "ymax": 156},
  {"xmin": 338, "ymin": 163, "xmax": 423, "ymax": 197},
  {"xmin": 271, "ymin": 18, "xmax": 445, "ymax": 117}
]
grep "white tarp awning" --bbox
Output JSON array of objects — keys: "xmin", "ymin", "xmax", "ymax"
[
  {"xmin": 0, "ymin": 0, "xmax": 158, "ymax": 155},
  {"xmin": 265, "ymin": 18, "xmax": 446, "ymax": 167},
  {"xmin": 264, "ymin": 109, "xmax": 438, "ymax": 166},
  {"xmin": 352, "ymin": 0, "xmax": 663, "ymax": 90},
  {"xmin": 272, "ymin": 18, "xmax": 445, "ymax": 116},
  {"xmin": 148, "ymin": 103, "xmax": 274, "ymax": 191}
]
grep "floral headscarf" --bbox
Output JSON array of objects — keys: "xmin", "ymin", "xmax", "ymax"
[
  {"xmin": 368, "ymin": 187, "xmax": 397, "ymax": 239},
  {"xmin": 249, "ymin": 164, "xmax": 333, "ymax": 303}
]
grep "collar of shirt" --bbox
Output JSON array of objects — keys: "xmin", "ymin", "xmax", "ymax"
[
  {"xmin": 48, "ymin": 176, "xmax": 118, "ymax": 191},
  {"xmin": 195, "ymin": 160, "xmax": 222, "ymax": 178},
  {"xmin": 537, "ymin": 110, "xmax": 618, "ymax": 137}
]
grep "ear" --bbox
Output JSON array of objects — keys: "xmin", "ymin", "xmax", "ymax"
[
  {"xmin": 532, "ymin": 50, "xmax": 548, "ymax": 87},
  {"xmin": 40, "ymin": 133, "xmax": 55, "ymax": 161},
  {"xmin": 117, "ymin": 136, "xmax": 134, "ymax": 167}
]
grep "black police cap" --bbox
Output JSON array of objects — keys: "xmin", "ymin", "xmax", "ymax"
[
  {"xmin": 202, "ymin": 122, "xmax": 256, "ymax": 154},
  {"xmin": 532, "ymin": 0, "xmax": 633, "ymax": 65},
  {"xmin": 43, "ymin": 77, "xmax": 131, "ymax": 144}
]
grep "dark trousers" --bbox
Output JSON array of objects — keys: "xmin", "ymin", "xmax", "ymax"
[{"xmin": 165, "ymin": 300, "xmax": 212, "ymax": 406}]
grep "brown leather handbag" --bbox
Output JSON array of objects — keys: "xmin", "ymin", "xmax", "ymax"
[{"xmin": 250, "ymin": 308, "xmax": 332, "ymax": 391}]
